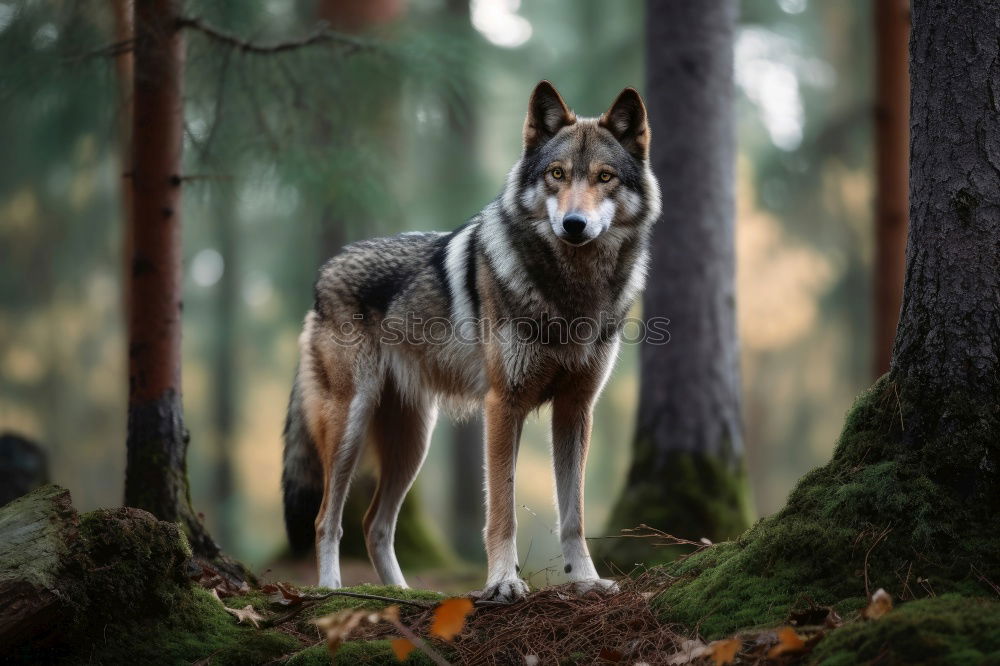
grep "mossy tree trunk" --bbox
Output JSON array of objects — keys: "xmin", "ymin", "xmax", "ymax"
[
  {"xmin": 124, "ymin": 0, "xmax": 221, "ymax": 564},
  {"xmin": 656, "ymin": 0, "xmax": 1000, "ymax": 637},
  {"xmin": 601, "ymin": 0, "xmax": 749, "ymax": 569}
]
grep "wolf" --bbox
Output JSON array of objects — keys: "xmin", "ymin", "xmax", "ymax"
[{"xmin": 282, "ymin": 81, "xmax": 661, "ymax": 602}]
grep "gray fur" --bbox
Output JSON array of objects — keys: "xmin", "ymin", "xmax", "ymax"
[{"xmin": 282, "ymin": 82, "xmax": 661, "ymax": 598}]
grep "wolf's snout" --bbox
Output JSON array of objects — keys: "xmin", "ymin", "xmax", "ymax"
[{"xmin": 562, "ymin": 213, "xmax": 588, "ymax": 236}]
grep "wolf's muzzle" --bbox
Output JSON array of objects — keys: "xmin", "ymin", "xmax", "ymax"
[{"xmin": 562, "ymin": 213, "xmax": 588, "ymax": 238}]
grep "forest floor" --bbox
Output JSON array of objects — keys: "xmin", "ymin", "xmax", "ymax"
[
  {"xmin": 176, "ymin": 559, "xmax": 1000, "ymax": 665},
  {"xmin": 4, "ymin": 485, "xmax": 999, "ymax": 664}
]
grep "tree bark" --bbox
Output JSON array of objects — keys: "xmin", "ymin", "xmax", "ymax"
[
  {"xmin": 124, "ymin": 0, "xmax": 218, "ymax": 561},
  {"xmin": 892, "ymin": 0, "xmax": 999, "ymax": 400},
  {"xmin": 872, "ymin": 0, "xmax": 910, "ymax": 377},
  {"xmin": 601, "ymin": 0, "xmax": 749, "ymax": 567}
]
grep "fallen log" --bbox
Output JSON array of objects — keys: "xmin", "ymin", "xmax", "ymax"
[{"xmin": 0, "ymin": 485, "xmax": 191, "ymax": 654}]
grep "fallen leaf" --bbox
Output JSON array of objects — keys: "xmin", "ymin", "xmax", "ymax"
[
  {"xmin": 429, "ymin": 597, "xmax": 474, "ymax": 641},
  {"xmin": 313, "ymin": 606, "xmax": 401, "ymax": 656},
  {"xmin": 209, "ymin": 588, "xmax": 267, "ymax": 628},
  {"xmin": 767, "ymin": 627, "xmax": 805, "ymax": 658},
  {"xmin": 708, "ymin": 638, "xmax": 740, "ymax": 665},
  {"xmin": 391, "ymin": 637, "xmax": 415, "ymax": 660},
  {"xmin": 863, "ymin": 588, "xmax": 893, "ymax": 620},
  {"xmin": 228, "ymin": 605, "xmax": 265, "ymax": 628},
  {"xmin": 262, "ymin": 582, "xmax": 306, "ymax": 606},
  {"xmin": 193, "ymin": 562, "xmax": 249, "ymax": 597}
]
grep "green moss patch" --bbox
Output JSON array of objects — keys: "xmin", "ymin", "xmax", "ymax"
[
  {"xmin": 813, "ymin": 595, "xmax": 1000, "ymax": 665},
  {"xmin": 654, "ymin": 376, "xmax": 1000, "ymax": 638},
  {"xmin": 54, "ymin": 587, "xmax": 299, "ymax": 666},
  {"xmin": 598, "ymin": 447, "xmax": 752, "ymax": 570}
]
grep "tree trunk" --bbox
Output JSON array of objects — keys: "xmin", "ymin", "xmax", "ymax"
[
  {"xmin": 656, "ymin": 0, "xmax": 1000, "ymax": 638},
  {"xmin": 891, "ymin": 0, "xmax": 999, "ymax": 399},
  {"xmin": 123, "ymin": 0, "xmax": 219, "ymax": 562},
  {"xmin": 600, "ymin": 0, "xmax": 749, "ymax": 568},
  {"xmin": 872, "ymin": 0, "xmax": 910, "ymax": 376},
  {"xmin": 211, "ymin": 184, "xmax": 239, "ymax": 551}
]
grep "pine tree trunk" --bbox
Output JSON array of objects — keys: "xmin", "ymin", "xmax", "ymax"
[
  {"xmin": 891, "ymin": 0, "xmax": 999, "ymax": 399},
  {"xmin": 872, "ymin": 0, "xmax": 910, "ymax": 376},
  {"xmin": 601, "ymin": 0, "xmax": 749, "ymax": 568},
  {"xmin": 123, "ymin": 0, "xmax": 219, "ymax": 562}
]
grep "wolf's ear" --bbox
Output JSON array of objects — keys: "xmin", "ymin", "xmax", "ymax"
[
  {"xmin": 523, "ymin": 81, "xmax": 576, "ymax": 152},
  {"xmin": 599, "ymin": 88, "xmax": 649, "ymax": 160}
]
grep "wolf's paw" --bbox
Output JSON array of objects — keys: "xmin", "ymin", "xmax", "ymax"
[
  {"xmin": 475, "ymin": 577, "xmax": 530, "ymax": 603},
  {"xmin": 571, "ymin": 577, "xmax": 619, "ymax": 597}
]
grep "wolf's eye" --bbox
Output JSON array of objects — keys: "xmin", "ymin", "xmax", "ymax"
[
  {"xmin": 599, "ymin": 171, "xmax": 613, "ymax": 183},
  {"xmin": 551, "ymin": 167, "xmax": 564, "ymax": 180}
]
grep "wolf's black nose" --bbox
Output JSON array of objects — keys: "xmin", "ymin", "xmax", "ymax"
[{"xmin": 563, "ymin": 214, "xmax": 587, "ymax": 235}]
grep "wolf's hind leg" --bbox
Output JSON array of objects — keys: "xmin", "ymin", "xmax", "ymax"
[
  {"xmin": 312, "ymin": 378, "xmax": 380, "ymax": 589},
  {"xmin": 364, "ymin": 378, "xmax": 437, "ymax": 587}
]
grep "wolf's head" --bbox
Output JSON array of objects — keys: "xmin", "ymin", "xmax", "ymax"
[{"xmin": 504, "ymin": 81, "xmax": 660, "ymax": 247}]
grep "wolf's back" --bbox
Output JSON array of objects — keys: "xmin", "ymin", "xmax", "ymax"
[{"xmin": 282, "ymin": 368, "xmax": 323, "ymax": 555}]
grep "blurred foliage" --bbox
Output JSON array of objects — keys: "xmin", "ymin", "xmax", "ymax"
[{"xmin": 0, "ymin": 0, "xmax": 874, "ymax": 581}]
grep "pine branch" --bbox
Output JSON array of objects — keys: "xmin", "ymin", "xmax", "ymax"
[{"xmin": 176, "ymin": 17, "xmax": 372, "ymax": 56}]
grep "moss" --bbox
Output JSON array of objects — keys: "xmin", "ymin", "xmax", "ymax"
[
  {"xmin": 598, "ymin": 447, "xmax": 752, "ymax": 570},
  {"xmin": 12, "ymin": 586, "xmax": 299, "ymax": 665},
  {"xmin": 77, "ymin": 507, "xmax": 192, "ymax": 624},
  {"xmin": 92, "ymin": 587, "xmax": 299, "ymax": 665},
  {"xmin": 654, "ymin": 376, "xmax": 1000, "ymax": 638},
  {"xmin": 812, "ymin": 596, "xmax": 1000, "ymax": 665}
]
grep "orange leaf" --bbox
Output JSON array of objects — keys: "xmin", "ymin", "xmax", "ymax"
[
  {"xmin": 708, "ymin": 638, "xmax": 740, "ymax": 665},
  {"xmin": 767, "ymin": 627, "xmax": 805, "ymax": 658},
  {"xmin": 391, "ymin": 637, "xmax": 415, "ymax": 661},
  {"xmin": 429, "ymin": 597, "xmax": 474, "ymax": 641}
]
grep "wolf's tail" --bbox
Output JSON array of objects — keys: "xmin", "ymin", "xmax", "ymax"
[{"xmin": 282, "ymin": 368, "xmax": 323, "ymax": 555}]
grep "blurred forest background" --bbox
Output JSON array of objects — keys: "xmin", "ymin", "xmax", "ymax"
[{"xmin": 0, "ymin": 0, "xmax": 875, "ymax": 582}]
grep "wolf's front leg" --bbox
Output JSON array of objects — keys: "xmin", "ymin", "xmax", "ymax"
[
  {"xmin": 479, "ymin": 390, "xmax": 530, "ymax": 603},
  {"xmin": 551, "ymin": 384, "xmax": 618, "ymax": 596}
]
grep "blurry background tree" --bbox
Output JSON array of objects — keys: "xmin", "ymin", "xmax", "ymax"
[
  {"xmin": 1, "ymin": 0, "xmax": 894, "ymax": 589},
  {"xmin": 871, "ymin": 0, "xmax": 909, "ymax": 377},
  {"xmin": 600, "ymin": 0, "xmax": 749, "ymax": 570},
  {"xmin": 123, "ymin": 0, "xmax": 220, "ymax": 560}
]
